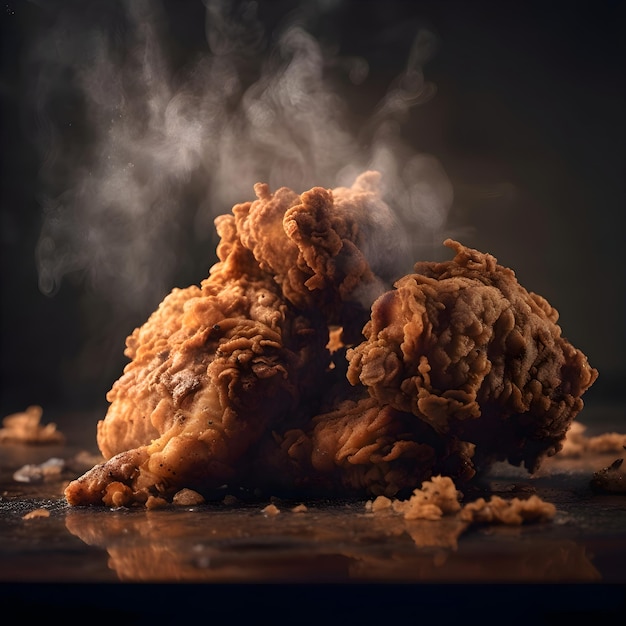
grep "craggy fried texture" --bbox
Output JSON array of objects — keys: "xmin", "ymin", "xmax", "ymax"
[
  {"xmin": 65, "ymin": 172, "xmax": 402, "ymax": 506},
  {"xmin": 65, "ymin": 174, "xmax": 598, "ymax": 507},
  {"xmin": 254, "ymin": 396, "xmax": 476, "ymax": 499},
  {"xmin": 347, "ymin": 239, "xmax": 599, "ymax": 475}
]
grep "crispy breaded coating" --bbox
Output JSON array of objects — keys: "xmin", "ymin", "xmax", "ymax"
[
  {"xmin": 261, "ymin": 395, "xmax": 477, "ymax": 498},
  {"xmin": 346, "ymin": 238, "xmax": 598, "ymax": 475},
  {"xmin": 234, "ymin": 171, "xmax": 402, "ymax": 342},
  {"xmin": 65, "ymin": 173, "xmax": 399, "ymax": 506},
  {"xmin": 459, "ymin": 494, "xmax": 556, "ymax": 524}
]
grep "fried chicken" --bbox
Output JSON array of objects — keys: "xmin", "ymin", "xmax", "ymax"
[
  {"xmin": 65, "ymin": 175, "xmax": 598, "ymax": 507},
  {"xmin": 346, "ymin": 238, "xmax": 599, "ymax": 475},
  {"xmin": 65, "ymin": 172, "xmax": 401, "ymax": 506}
]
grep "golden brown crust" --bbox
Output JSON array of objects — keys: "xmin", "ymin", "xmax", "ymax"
[
  {"xmin": 65, "ymin": 172, "xmax": 398, "ymax": 506},
  {"xmin": 347, "ymin": 238, "xmax": 598, "ymax": 473}
]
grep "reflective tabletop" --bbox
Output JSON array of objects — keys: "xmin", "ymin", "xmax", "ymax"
[{"xmin": 1, "ymin": 403, "xmax": 625, "ymax": 587}]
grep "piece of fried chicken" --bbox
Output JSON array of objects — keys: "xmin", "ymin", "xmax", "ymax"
[
  {"xmin": 346, "ymin": 239, "xmax": 599, "ymax": 475},
  {"xmin": 257, "ymin": 239, "xmax": 597, "ymax": 500},
  {"xmin": 65, "ymin": 172, "xmax": 403, "ymax": 506}
]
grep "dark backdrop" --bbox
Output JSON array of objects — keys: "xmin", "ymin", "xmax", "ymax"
[{"xmin": 1, "ymin": 0, "xmax": 624, "ymax": 423}]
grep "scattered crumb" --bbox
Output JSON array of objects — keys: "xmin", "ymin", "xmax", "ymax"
[
  {"xmin": 222, "ymin": 494, "xmax": 240, "ymax": 506},
  {"xmin": 291, "ymin": 503, "xmax": 307, "ymax": 513},
  {"xmin": 13, "ymin": 457, "xmax": 65, "ymax": 483},
  {"xmin": 172, "ymin": 488, "xmax": 205, "ymax": 506},
  {"xmin": 558, "ymin": 421, "xmax": 626, "ymax": 457},
  {"xmin": 0, "ymin": 406, "xmax": 65, "ymax": 445},
  {"xmin": 459, "ymin": 494, "xmax": 556, "ymax": 525},
  {"xmin": 366, "ymin": 475, "xmax": 556, "ymax": 527},
  {"xmin": 145, "ymin": 495, "xmax": 168, "ymax": 509},
  {"xmin": 262, "ymin": 503, "xmax": 281, "ymax": 516},
  {"xmin": 22, "ymin": 508, "xmax": 51, "ymax": 520},
  {"xmin": 368, "ymin": 495, "xmax": 393, "ymax": 512},
  {"xmin": 392, "ymin": 475, "xmax": 462, "ymax": 520}
]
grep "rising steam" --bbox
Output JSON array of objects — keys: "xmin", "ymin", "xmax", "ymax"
[{"xmin": 31, "ymin": 0, "xmax": 454, "ymax": 315}]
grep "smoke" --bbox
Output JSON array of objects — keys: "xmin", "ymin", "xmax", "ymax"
[{"xmin": 31, "ymin": 0, "xmax": 454, "ymax": 315}]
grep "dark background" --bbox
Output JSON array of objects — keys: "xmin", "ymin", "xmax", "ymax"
[{"xmin": 1, "ymin": 0, "xmax": 624, "ymax": 425}]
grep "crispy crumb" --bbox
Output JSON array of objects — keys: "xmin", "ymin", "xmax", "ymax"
[
  {"xmin": 172, "ymin": 488, "xmax": 205, "ymax": 506},
  {"xmin": 367, "ymin": 474, "xmax": 556, "ymax": 527},
  {"xmin": 559, "ymin": 421, "xmax": 626, "ymax": 457},
  {"xmin": 367, "ymin": 476, "xmax": 461, "ymax": 519},
  {"xmin": 370, "ymin": 495, "xmax": 393, "ymax": 512},
  {"xmin": 22, "ymin": 508, "xmax": 50, "ymax": 520},
  {"xmin": 459, "ymin": 494, "xmax": 556, "ymax": 525},
  {"xmin": 262, "ymin": 503, "xmax": 281, "ymax": 516},
  {"xmin": 291, "ymin": 503, "xmax": 307, "ymax": 512},
  {"xmin": 0, "ymin": 406, "xmax": 65, "ymax": 445},
  {"xmin": 145, "ymin": 495, "xmax": 168, "ymax": 509},
  {"xmin": 393, "ymin": 475, "xmax": 462, "ymax": 520}
]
